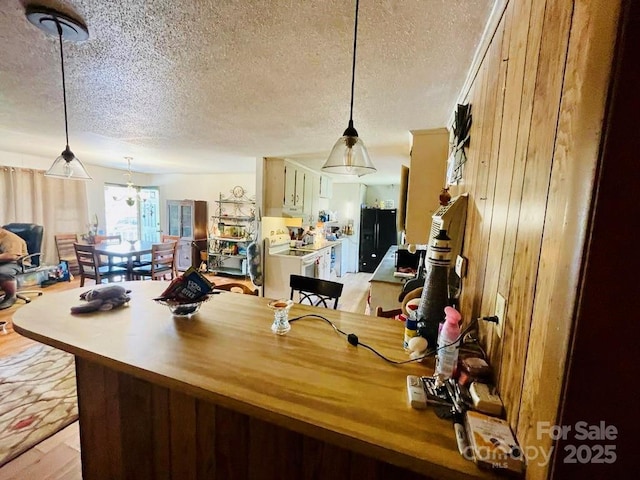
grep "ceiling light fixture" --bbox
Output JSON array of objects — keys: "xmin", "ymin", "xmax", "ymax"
[
  {"xmin": 123, "ymin": 157, "xmax": 138, "ymax": 206},
  {"xmin": 111, "ymin": 157, "xmax": 139, "ymax": 206},
  {"xmin": 322, "ymin": 0, "xmax": 375, "ymax": 177},
  {"xmin": 26, "ymin": 5, "xmax": 92, "ymax": 180}
]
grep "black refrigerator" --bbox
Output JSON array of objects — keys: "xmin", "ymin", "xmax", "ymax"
[{"xmin": 359, "ymin": 208, "xmax": 397, "ymax": 273}]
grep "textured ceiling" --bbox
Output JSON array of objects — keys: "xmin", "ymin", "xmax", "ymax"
[{"xmin": 0, "ymin": 0, "xmax": 494, "ymax": 184}]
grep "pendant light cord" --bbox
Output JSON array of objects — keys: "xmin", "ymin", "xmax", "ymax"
[
  {"xmin": 348, "ymin": 0, "xmax": 360, "ymax": 126},
  {"xmin": 56, "ymin": 21, "xmax": 70, "ymax": 149}
]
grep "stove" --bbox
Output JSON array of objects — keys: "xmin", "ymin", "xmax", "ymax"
[
  {"xmin": 284, "ymin": 249, "xmax": 312, "ymax": 257},
  {"xmin": 262, "ymin": 219, "xmax": 322, "ymax": 299}
]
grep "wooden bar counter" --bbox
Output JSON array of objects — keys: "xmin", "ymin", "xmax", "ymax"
[{"xmin": 13, "ymin": 281, "xmax": 499, "ymax": 480}]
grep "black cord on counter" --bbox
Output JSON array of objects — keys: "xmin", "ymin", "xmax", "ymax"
[{"xmin": 288, "ymin": 314, "xmax": 485, "ymax": 365}]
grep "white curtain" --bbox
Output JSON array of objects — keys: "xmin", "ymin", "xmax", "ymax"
[{"xmin": 0, "ymin": 166, "xmax": 89, "ymax": 265}]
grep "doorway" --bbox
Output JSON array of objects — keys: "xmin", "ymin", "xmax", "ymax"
[{"xmin": 104, "ymin": 184, "xmax": 160, "ymax": 243}]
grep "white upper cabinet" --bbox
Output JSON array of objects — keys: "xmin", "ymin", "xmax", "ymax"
[
  {"xmin": 302, "ymin": 170, "xmax": 317, "ymax": 223},
  {"xmin": 319, "ymin": 175, "xmax": 332, "ymax": 199},
  {"xmin": 264, "ymin": 157, "xmax": 323, "ymax": 225},
  {"xmin": 283, "ymin": 163, "xmax": 297, "ymax": 209}
]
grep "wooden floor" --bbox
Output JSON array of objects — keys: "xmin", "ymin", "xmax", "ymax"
[{"xmin": 0, "ymin": 271, "xmax": 371, "ymax": 480}]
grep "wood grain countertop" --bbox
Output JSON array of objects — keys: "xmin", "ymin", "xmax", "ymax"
[{"xmin": 13, "ymin": 281, "xmax": 499, "ymax": 480}]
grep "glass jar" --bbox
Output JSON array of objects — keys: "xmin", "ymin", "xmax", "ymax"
[{"xmin": 268, "ymin": 299, "xmax": 293, "ymax": 335}]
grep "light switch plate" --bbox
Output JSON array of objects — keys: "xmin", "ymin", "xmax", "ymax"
[{"xmin": 455, "ymin": 255, "xmax": 467, "ymax": 277}]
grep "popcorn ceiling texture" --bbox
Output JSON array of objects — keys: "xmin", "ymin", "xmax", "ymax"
[{"xmin": 0, "ymin": 0, "xmax": 493, "ymax": 182}]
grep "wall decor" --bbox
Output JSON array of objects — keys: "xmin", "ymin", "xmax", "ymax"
[{"xmin": 446, "ymin": 103, "xmax": 472, "ymax": 185}]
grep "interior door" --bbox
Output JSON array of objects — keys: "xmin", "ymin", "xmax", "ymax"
[{"xmin": 139, "ymin": 187, "xmax": 160, "ymax": 243}]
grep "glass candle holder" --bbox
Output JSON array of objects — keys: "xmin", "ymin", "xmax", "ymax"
[{"xmin": 268, "ymin": 299, "xmax": 293, "ymax": 335}]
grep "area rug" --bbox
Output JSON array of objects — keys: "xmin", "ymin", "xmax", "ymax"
[{"xmin": 0, "ymin": 343, "xmax": 78, "ymax": 467}]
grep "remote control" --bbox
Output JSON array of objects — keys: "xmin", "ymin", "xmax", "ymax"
[{"xmin": 406, "ymin": 375, "xmax": 427, "ymax": 409}]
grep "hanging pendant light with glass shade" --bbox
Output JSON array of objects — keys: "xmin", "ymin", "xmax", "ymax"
[
  {"xmin": 322, "ymin": 0, "xmax": 376, "ymax": 177},
  {"xmin": 26, "ymin": 5, "xmax": 92, "ymax": 180}
]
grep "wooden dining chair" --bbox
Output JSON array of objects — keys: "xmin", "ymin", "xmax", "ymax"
[
  {"xmin": 54, "ymin": 233, "xmax": 80, "ymax": 275},
  {"xmin": 130, "ymin": 241, "xmax": 177, "ymax": 281},
  {"xmin": 94, "ymin": 234, "xmax": 122, "ymax": 245},
  {"xmin": 161, "ymin": 234, "xmax": 180, "ymax": 243},
  {"xmin": 73, "ymin": 243, "xmax": 128, "ymax": 287},
  {"xmin": 214, "ymin": 282, "xmax": 258, "ymax": 295},
  {"xmin": 289, "ymin": 274, "xmax": 344, "ymax": 309},
  {"xmin": 375, "ymin": 306, "xmax": 403, "ymax": 319},
  {"xmin": 161, "ymin": 235, "xmax": 181, "ymax": 276}
]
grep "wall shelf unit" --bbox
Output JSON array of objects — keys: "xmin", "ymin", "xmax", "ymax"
[{"xmin": 208, "ymin": 187, "xmax": 256, "ymax": 277}]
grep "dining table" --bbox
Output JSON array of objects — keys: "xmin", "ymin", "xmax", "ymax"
[{"xmin": 93, "ymin": 240, "xmax": 155, "ymax": 279}]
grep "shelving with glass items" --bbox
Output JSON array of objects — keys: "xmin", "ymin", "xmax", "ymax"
[{"xmin": 208, "ymin": 187, "xmax": 256, "ymax": 277}]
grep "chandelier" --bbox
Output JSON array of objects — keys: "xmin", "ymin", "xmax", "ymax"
[{"xmin": 112, "ymin": 157, "xmax": 139, "ymax": 206}]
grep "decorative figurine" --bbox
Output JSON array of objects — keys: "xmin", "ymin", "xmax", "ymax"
[
  {"xmin": 439, "ymin": 187, "xmax": 451, "ymax": 206},
  {"xmin": 70, "ymin": 285, "xmax": 131, "ymax": 314},
  {"xmin": 416, "ymin": 229, "xmax": 452, "ymax": 349}
]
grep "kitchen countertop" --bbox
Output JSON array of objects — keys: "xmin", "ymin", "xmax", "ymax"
[
  {"xmin": 371, "ymin": 245, "xmax": 407, "ymax": 285},
  {"xmin": 13, "ymin": 281, "xmax": 501, "ymax": 480},
  {"xmin": 291, "ymin": 238, "xmax": 344, "ymax": 252}
]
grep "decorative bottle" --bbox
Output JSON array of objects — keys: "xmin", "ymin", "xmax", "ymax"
[
  {"xmin": 435, "ymin": 306, "xmax": 462, "ymax": 379},
  {"xmin": 439, "ymin": 187, "xmax": 451, "ymax": 206},
  {"xmin": 415, "ymin": 229, "xmax": 452, "ymax": 349}
]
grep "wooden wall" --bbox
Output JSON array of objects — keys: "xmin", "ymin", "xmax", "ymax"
[{"xmin": 448, "ymin": 1, "xmax": 621, "ymax": 478}]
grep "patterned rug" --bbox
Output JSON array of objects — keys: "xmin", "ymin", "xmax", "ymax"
[{"xmin": 0, "ymin": 343, "xmax": 78, "ymax": 467}]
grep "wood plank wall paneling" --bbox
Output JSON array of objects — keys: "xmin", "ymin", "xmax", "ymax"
[
  {"xmin": 75, "ymin": 358, "xmax": 437, "ymax": 480},
  {"xmin": 448, "ymin": 0, "xmax": 621, "ymax": 478},
  {"xmin": 499, "ymin": 0, "xmax": 574, "ymax": 428},
  {"xmin": 489, "ymin": 0, "xmax": 547, "ymax": 376},
  {"xmin": 479, "ymin": 0, "xmax": 527, "ymax": 366},
  {"xmin": 519, "ymin": 0, "xmax": 623, "ymax": 478},
  {"xmin": 152, "ymin": 385, "xmax": 172, "ymax": 480}
]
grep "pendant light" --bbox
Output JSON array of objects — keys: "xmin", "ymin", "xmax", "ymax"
[
  {"xmin": 26, "ymin": 6, "xmax": 92, "ymax": 180},
  {"xmin": 110, "ymin": 157, "xmax": 139, "ymax": 206},
  {"xmin": 322, "ymin": 0, "xmax": 376, "ymax": 176},
  {"xmin": 124, "ymin": 157, "xmax": 138, "ymax": 206}
]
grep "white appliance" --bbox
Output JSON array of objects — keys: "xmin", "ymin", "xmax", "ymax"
[
  {"xmin": 263, "ymin": 222, "xmax": 322, "ymax": 301},
  {"xmin": 429, "ymin": 193, "xmax": 468, "ymax": 262}
]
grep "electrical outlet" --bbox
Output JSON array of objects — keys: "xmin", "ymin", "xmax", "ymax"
[
  {"xmin": 455, "ymin": 255, "xmax": 467, "ymax": 277},
  {"xmin": 495, "ymin": 293, "xmax": 506, "ymax": 339}
]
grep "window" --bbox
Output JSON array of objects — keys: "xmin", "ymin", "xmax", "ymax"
[{"xmin": 104, "ymin": 184, "xmax": 160, "ymax": 243}]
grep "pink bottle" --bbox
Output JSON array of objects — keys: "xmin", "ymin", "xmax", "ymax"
[{"xmin": 435, "ymin": 306, "xmax": 462, "ymax": 379}]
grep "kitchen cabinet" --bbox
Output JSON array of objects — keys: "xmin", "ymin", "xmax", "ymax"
[
  {"xmin": 208, "ymin": 188, "xmax": 255, "ymax": 277},
  {"xmin": 405, "ymin": 128, "xmax": 449, "ymax": 244},
  {"xmin": 302, "ymin": 170, "xmax": 316, "ymax": 223},
  {"xmin": 334, "ymin": 238, "xmax": 348, "ymax": 277},
  {"xmin": 368, "ymin": 246, "xmax": 405, "ymax": 314},
  {"xmin": 166, "ymin": 200, "xmax": 208, "ymax": 271},
  {"xmin": 264, "ymin": 158, "xmax": 320, "ymax": 225},
  {"xmin": 319, "ymin": 175, "xmax": 332, "ymax": 199},
  {"xmin": 283, "ymin": 163, "xmax": 297, "ymax": 209},
  {"xmin": 283, "ymin": 162, "xmax": 306, "ymax": 213},
  {"xmin": 318, "ymin": 247, "xmax": 332, "ymax": 280}
]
